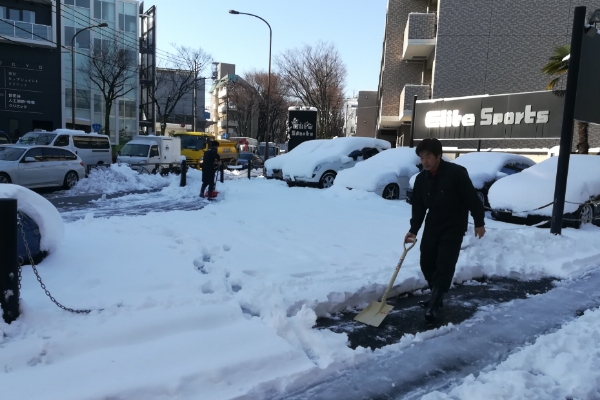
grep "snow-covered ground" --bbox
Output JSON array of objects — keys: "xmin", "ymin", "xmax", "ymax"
[{"xmin": 2, "ymin": 166, "xmax": 600, "ymax": 399}]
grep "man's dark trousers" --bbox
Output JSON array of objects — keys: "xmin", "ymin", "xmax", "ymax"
[{"xmin": 420, "ymin": 226, "xmax": 464, "ymax": 292}]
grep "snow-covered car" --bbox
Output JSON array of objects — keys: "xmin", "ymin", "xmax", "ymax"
[
  {"xmin": 489, "ymin": 155, "xmax": 600, "ymax": 228},
  {"xmin": 406, "ymin": 152, "xmax": 535, "ymax": 206},
  {"xmin": 232, "ymin": 152, "xmax": 264, "ymax": 170},
  {"xmin": 264, "ymin": 137, "xmax": 391, "ymax": 188},
  {"xmin": 0, "ymin": 145, "xmax": 85, "ymax": 189},
  {"xmin": 333, "ymin": 147, "xmax": 421, "ymax": 199}
]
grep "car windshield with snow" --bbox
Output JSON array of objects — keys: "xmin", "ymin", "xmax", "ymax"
[
  {"xmin": 264, "ymin": 137, "xmax": 391, "ymax": 188},
  {"xmin": 489, "ymin": 154, "xmax": 600, "ymax": 228},
  {"xmin": 333, "ymin": 147, "xmax": 421, "ymax": 199}
]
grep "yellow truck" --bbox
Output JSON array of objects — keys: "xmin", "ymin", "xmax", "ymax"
[{"xmin": 173, "ymin": 132, "xmax": 238, "ymax": 168}]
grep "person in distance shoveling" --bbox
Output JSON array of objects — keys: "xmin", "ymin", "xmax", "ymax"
[{"xmin": 404, "ymin": 138, "xmax": 486, "ymax": 322}]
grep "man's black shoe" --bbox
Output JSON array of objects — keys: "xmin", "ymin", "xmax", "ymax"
[{"xmin": 424, "ymin": 287, "xmax": 445, "ymax": 322}]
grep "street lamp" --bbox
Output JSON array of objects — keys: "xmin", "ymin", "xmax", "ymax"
[
  {"xmin": 71, "ymin": 23, "xmax": 108, "ymax": 130},
  {"xmin": 228, "ymin": 9, "xmax": 272, "ymax": 161}
]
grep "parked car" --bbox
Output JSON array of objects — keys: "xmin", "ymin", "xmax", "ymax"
[
  {"xmin": 0, "ymin": 145, "xmax": 85, "ymax": 189},
  {"xmin": 232, "ymin": 152, "xmax": 264, "ymax": 170},
  {"xmin": 406, "ymin": 152, "xmax": 535, "ymax": 205},
  {"xmin": 333, "ymin": 147, "xmax": 421, "ymax": 199},
  {"xmin": 0, "ymin": 131, "xmax": 11, "ymax": 144},
  {"xmin": 265, "ymin": 137, "xmax": 391, "ymax": 188},
  {"xmin": 17, "ymin": 129, "xmax": 112, "ymax": 171},
  {"xmin": 489, "ymin": 155, "xmax": 600, "ymax": 228}
]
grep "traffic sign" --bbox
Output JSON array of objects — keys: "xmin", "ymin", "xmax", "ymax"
[{"xmin": 92, "ymin": 124, "xmax": 101, "ymax": 132}]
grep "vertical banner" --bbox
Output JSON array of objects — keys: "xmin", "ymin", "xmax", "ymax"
[{"xmin": 287, "ymin": 107, "xmax": 318, "ymax": 151}]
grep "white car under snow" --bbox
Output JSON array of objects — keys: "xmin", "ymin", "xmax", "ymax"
[
  {"xmin": 264, "ymin": 137, "xmax": 391, "ymax": 188},
  {"xmin": 333, "ymin": 147, "xmax": 421, "ymax": 199}
]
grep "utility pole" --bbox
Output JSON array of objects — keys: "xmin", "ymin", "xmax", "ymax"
[{"xmin": 192, "ymin": 61, "xmax": 197, "ymax": 132}]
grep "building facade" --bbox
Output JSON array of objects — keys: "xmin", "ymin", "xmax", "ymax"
[
  {"xmin": 0, "ymin": 0, "xmax": 61, "ymax": 141},
  {"xmin": 60, "ymin": 0, "xmax": 139, "ymax": 145},
  {"xmin": 155, "ymin": 67, "xmax": 206, "ymax": 132},
  {"xmin": 355, "ymin": 91, "xmax": 378, "ymax": 138},
  {"xmin": 377, "ymin": 0, "xmax": 600, "ymax": 149}
]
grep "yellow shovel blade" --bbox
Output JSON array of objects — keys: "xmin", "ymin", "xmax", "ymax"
[{"xmin": 354, "ymin": 301, "xmax": 394, "ymax": 327}]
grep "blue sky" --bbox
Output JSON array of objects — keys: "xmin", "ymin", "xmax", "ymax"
[{"xmin": 147, "ymin": 0, "xmax": 388, "ymax": 103}]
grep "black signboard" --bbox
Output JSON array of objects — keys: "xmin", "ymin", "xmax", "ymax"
[
  {"xmin": 414, "ymin": 91, "xmax": 565, "ymax": 140},
  {"xmin": 0, "ymin": 64, "xmax": 45, "ymax": 115},
  {"xmin": 574, "ymin": 30, "xmax": 600, "ymax": 125},
  {"xmin": 288, "ymin": 108, "xmax": 318, "ymax": 151}
]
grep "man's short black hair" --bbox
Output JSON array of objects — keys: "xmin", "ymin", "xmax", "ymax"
[
  {"xmin": 211, "ymin": 140, "xmax": 220, "ymax": 148},
  {"xmin": 415, "ymin": 138, "xmax": 443, "ymax": 157}
]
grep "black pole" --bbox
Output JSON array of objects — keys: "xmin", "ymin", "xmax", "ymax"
[
  {"xmin": 180, "ymin": 159, "xmax": 187, "ymax": 187},
  {"xmin": 408, "ymin": 95, "xmax": 417, "ymax": 148},
  {"xmin": 477, "ymin": 140, "xmax": 482, "ymax": 152},
  {"xmin": 0, "ymin": 199, "xmax": 19, "ymax": 323},
  {"xmin": 220, "ymin": 164, "xmax": 225, "ymax": 183},
  {"xmin": 550, "ymin": 6, "xmax": 586, "ymax": 235},
  {"xmin": 248, "ymin": 160, "xmax": 251, "ymax": 179}
]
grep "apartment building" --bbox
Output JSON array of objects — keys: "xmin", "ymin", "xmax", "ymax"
[
  {"xmin": 377, "ymin": 0, "xmax": 600, "ymax": 149},
  {"xmin": 343, "ymin": 97, "xmax": 358, "ymax": 136}
]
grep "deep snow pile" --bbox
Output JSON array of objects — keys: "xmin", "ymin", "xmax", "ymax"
[
  {"xmin": 0, "ymin": 184, "xmax": 64, "ymax": 252},
  {"xmin": 1, "ymin": 174, "xmax": 600, "ymax": 399},
  {"xmin": 453, "ymin": 152, "xmax": 536, "ymax": 189}
]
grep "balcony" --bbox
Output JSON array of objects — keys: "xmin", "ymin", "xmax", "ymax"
[
  {"xmin": 217, "ymin": 88, "xmax": 228, "ymax": 99},
  {"xmin": 0, "ymin": 19, "xmax": 55, "ymax": 48},
  {"xmin": 218, "ymin": 104, "xmax": 237, "ymax": 114},
  {"xmin": 218, "ymin": 119, "xmax": 238, "ymax": 128},
  {"xmin": 399, "ymin": 84, "xmax": 431, "ymax": 122},
  {"xmin": 402, "ymin": 13, "xmax": 436, "ymax": 61}
]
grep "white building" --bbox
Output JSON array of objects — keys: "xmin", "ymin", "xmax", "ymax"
[{"xmin": 343, "ymin": 97, "xmax": 358, "ymax": 136}]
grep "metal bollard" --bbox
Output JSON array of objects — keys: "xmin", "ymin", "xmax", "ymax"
[
  {"xmin": 0, "ymin": 199, "xmax": 19, "ymax": 323},
  {"xmin": 220, "ymin": 164, "xmax": 224, "ymax": 183},
  {"xmin": 248, "ymin": 162, "xmax": 251, "ymax": 179},
  {"xmin": 180, "ymin": 159, "xmax": 187, "ymax": 187}
]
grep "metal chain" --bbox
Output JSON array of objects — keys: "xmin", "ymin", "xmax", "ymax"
[
  {"xmin": 483, "ymin": 202, "xmax": 600, "ymax": 224},
  {"xmin": 17, "ymin": 213, "xmax": 91, "ymax": 314}
]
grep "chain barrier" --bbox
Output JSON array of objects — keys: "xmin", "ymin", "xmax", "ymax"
[{"xmin": 17, "ymin": 213, "xmax": 92, "ymax": 314}]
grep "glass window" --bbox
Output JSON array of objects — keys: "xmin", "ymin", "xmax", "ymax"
[
  {"xmin": 76, "ymin": 89, "xmax": 91, "ymax": 110},
  {"xmin": 94, "ymin": 0, "xmax": 101, "ymax": 19},
  {"xmin": 103, "ymin": 2, "xmax": 115, "ymax": 21},
  {"xmin": 0, "ymin": 7, "xmax": 7, "ymax": 19},
  {"xmin": 73, "ymin": 136, "xmax": 93, "ymax": 149},
  {"xmin": 54, "ymin": 135, "xmax": 70, "ymax": 147},
  {"xmin": 180, "ymin": 135, "xmax": 207, "ymax": 151},
  {"xmin": 76, "ymin": 0, "xmax": 90, "ymax": 8},
  {"xmin": 149, "ymin": 145, "xmax": 159, "ymax": 157},
  {"xmin": 58, "ymin": 149, "xmax": 78, "ymax": 160},
  {"xmin": 119, "ymin": 13, "xmax": 136, "ymax": 32},
  {"xmin": 9, "ymin": 9, "xmax": 19, "ymax": 21},
  {"xmin": 17, "ymin": 132, "xmax": 56, "ymax": 145},
  {"xmin": 120, "ymin": 143, "xmax": 149, "ymax": 157},
  {"xmin": 22, "ymin": 10, "xmax": 35, "ymax": 23},
  {"xmin": 42, "ymin": 147, "xmax": 62, "ymax": 160},
  {"xmin": 65, "ymin": 26, "xmax": 90, "ymax": 48},
  {"xmin": 0, "ymin": 147, "xmax": 25, "ymax": 161},
  {"xmin": 64, "ymin": 0, "xmax": 75, "ymax": 5},
  {"xmin": 24, "ymin": 147, "xmax": 44, "ymax": 161}
]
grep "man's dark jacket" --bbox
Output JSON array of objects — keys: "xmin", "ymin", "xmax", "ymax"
[
  {"xmin": 202, "ymin": 147, "xmax": 220, "ymax": 184},
  {"xmin": 409, "ymin": 159, "xmax": 485, "ymax": 235}
]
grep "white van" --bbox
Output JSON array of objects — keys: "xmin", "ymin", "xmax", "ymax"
[
  {"xmin": 116, "ymin": 135, "xmax": 182, "ymax": 174},
  {"xmin": 17, "ymin": 129, "xmax": 112, "ymax": 170}
]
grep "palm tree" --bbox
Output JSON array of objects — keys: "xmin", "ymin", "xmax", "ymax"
[{"xmin": 542, "ymin": 44, "xmax": 589, "ymax": 154}]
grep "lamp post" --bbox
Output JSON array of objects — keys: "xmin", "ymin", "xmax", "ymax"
[
  {"xmin": 228, "ymin": 9, "xmax": 272, "ymax": 161},
  {"xmin": 71, "ymin": 23, "xmax": 107, "ymax": 130}
]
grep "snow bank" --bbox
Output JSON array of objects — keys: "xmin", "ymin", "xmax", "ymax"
[
  {"xmin": 489, "ymin": 155, "xmax": 600, "ymax": 215},
  {"xmin": 265, "ymin": 137, "xmax": 390, "ymax": 178},
  {"xmin": 422, "ymin": 306, "xmax": 600, "ymax": 400},
  {"xmin": 68, "ymin": 163, "xmax": 171, "ymax": 195},
  {"xmin": 0, "ymin": 184, "xmax": 64, "ymax": 252},
  {"xmin": 333, "ymin": 147, "xmax": 420, "ymax": 191},
  {"xmin": 453, "ymin": 152, "xmax": 535, "ymax": 189}
]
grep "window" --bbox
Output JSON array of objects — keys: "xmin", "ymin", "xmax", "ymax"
[
  {"xmin": 22, "ymin": 10, "xmax": 34, "ymax": 23},
  {"xmin": 73, "ymin": 136, "xmax": 110, "ymax": 149},
  {"xmin": 119, "ymin": 99, "xmax": 136, "ymax": 118},
  {"xmin": 65, "ymin": 26, "xmax": 90, "ymax": 48},
  {"xmin": 118, "ymin": 2, "xmax": 137, "ymax": 32},
  {"xmin": 42, "ymin": 147, "xmax": 62, "ymax": 161},
  {"xmin": 58, "ymin": 149, "xmax": 78, "ymax": 160},
  {"xmin": 24, "ymin": 147, "xmax": 44, "ymax": 161},
  {"xmin": 54, "ymin": 135, "xmax": 70, "ymax": 147},
  {"xmin": 9, "ymin": 9, "xmax": 19, "ymax": 21},
  {"xmin": 0, "ymin": 7, "xmax": 6, "ymax": 19},
  {"xmin": 76, "ymin": 0, "xmax": 90, "ymax": 8},
  {"xmin": 64, "ymin": 0, "xmax": 75, "ymax": 5},
  {"xmin": 17, "ymin": 132, "xmax": 56, "ymax": 145},
  {"xmin": 94, "ymin": 0, "xmax": 115, "ymax": 21},
  {"xmin": 149, "ymin": 145, "xmax": 159, "ymax": 158}
]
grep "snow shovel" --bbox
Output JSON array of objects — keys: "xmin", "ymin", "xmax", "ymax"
[{"xmin": 354, "ymin": 238, "xmax": 417, "ymax": 327}]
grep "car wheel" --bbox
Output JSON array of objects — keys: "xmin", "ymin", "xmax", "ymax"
[
  {"xmin": 63, "ymin": 171, "xmax": 79, "ymax": 189},
  {"xmin": 579, "ymin": 204, "xmax": 594, "ymax": 228},
  {"xmin": 318, "ymin": 171, "xmax": 336, "ymax": 189},
  {"xmin": 382, "ymin": 183, "xmax": 400, "ymax": 200},
  {"xmin": 0, "ymin": 173, "xmax": 11, "ymax": 184}
]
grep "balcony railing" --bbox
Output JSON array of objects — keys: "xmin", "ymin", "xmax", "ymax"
[
  {"xmin": 218, "ymin": 104, "xmax": 237, "ymax": 113},
  {"xmin": 0, "ymin": 19, "xmax": 52, "ymax": 43},
  {"xmin": 399, "ymin": 84, "xmax": 431, "ymax": 121},
  {"xmin": 218, "ymin": 119, "xmax": 238, "ymax": 128},
  {"xmin": 402, "ymin": 13, "xmax": 436, "ymax": 61}
]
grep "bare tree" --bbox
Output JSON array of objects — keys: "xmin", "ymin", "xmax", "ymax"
[
  {"xmin": 275, "ymin": 41, "xmax": 347, "ymax": 139},
  {"xmin": 86, "ymin": 40, "xmax": 138, "ymax": 139},
  {"xmin": 244, "ymin": 70, "xmax": 289, "ymax": 143},
  {"xmin": 152, "ymin": 45, "xmax": 212, "ymax": 135}
]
